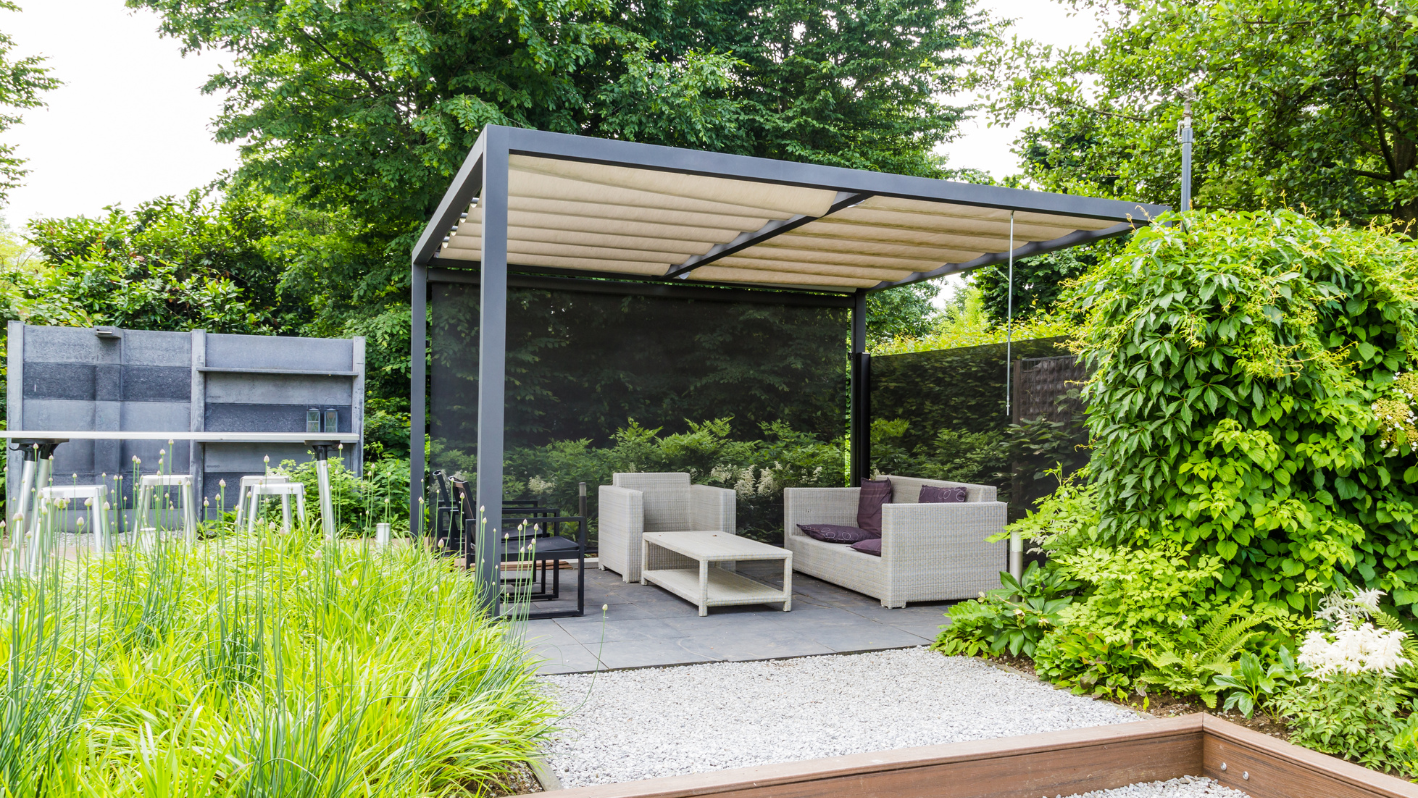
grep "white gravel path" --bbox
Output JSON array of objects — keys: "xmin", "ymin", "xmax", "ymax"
[
  {"xmin": 543, "ymin": 647, "xmax": 1142, "ymax": 787},
  {"xmin": 1054, "ymin": 776, "xmax": 1249, "ymax": 797}
]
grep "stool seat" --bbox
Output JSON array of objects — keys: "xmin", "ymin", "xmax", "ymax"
[
  {"xmin": 247, "ymin": 481, "xmax": 307, "ymax": 534},
  {"xmin": 26, "ymin": 485, "xmax": 112, "ymax": 570},
  {"xmin": 134, "ymin": 473, "xmax": 198, "ymax": 543},
  {"xmin": 233, "ymin": 474, "xmax": 289, "ymax": 527}
]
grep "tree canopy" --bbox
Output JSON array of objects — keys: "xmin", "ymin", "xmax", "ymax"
[
  {"xmin": 975, "ymin": 0, "xmax": 1418, "ymax": 226},
  {"xmin": 0, "ymin": 0, "xmax": 57, "ymax": 203}
]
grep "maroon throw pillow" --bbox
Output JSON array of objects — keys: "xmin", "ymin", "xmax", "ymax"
[
  {"xmin": 920, "ymin": 485, "xmax": 968, "ymax": 503},
  {"xmin": 856, "ymin": 479, "xmax": 893, "ymax": 537},
  {"xmin": 850, "ymin": 538, "xmax": 882, "ymax": 557},
  {"xmin": 797, "ymin": 524, "xmax": 874, "ymax": 544}
]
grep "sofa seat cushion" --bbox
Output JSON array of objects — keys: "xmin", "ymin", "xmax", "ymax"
[
  {"xmin": 798, "ymin": 523, "xmax": 875, "ymax": 544},
  {"xmin": 856, "ymin": 479, "xmax": 894, "ymax": 536},
  {"xmin": 919, "ymin": 484, "xmax": 968, "ymax": 503},
  {"xmin": 850, "ymin": 538, "xmax": 882, "ymax": 557}
]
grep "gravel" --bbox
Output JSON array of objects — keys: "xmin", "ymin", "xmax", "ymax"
[
  {"xmin": 1052, "ymin": 776, "xmax": 1249, "ymax": 797},
  {"xmin": 543, "ymin": 647, "xmax": 1142, "ymax": 787}
]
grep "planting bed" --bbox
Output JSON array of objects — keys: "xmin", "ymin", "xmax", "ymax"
[
  {"xmin": 1058, "ymin": 777, "xmax": 1248, "ymax": 797},
  {"xmin": 520, "ymin": 714, "xmax": 1417, "ymax": 798},
  {"xmin": 544, "ymin": 648, "xmax": 1139, "ymax": 787}
]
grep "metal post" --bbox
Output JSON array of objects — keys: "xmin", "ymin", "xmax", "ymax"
[
  {"xmin": 1005, "ymin": 212, "xmax": 1023, "ymax": 582},
  {"xmin": 477, "ymin": 131, "xmax": 510, "ymax": 614},
  {"xmin": 849, "ymin": 290, "xmax": 868, "ymax": 485},
  {"xmin": 1178, "ymin": 97, "xmax": 1194, "ymax": 212},
  {"xmin": 410, "ymin": 264, "xmax": 427, "ymax": 536},
  {"xmin": 310, "ymin": 444, "xmax": 337, "ymax": 541}
]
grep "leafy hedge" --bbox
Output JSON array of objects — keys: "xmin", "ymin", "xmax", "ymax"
[{"xmin": 1072, "ymin": 210, "xmax": 1418, "ymax": 611}]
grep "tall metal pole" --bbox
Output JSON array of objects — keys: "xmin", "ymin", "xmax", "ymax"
[
  {"xmin": 850, "ymin": 290, "xmax": 868, "ymax": 485},
  {"xmin": 477, "ymin": 130, "xmax": 509, "ymax": 616},
  {"xmin": 1005, "ymin": 212, "xmax": 1022, "ymax": 583},
  {"xmin": 1178, "ymin": 97, "xmax": 1194, "ymax": 212}
]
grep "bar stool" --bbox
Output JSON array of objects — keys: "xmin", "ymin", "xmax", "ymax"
[
  {"xmin": 134, "ymin": 474, "xmax": 198, "ymax": 544},
  {"xmin": 247, "ymin": 482, "xmax": 307, "ymax": 534},
  {"xmin": 31, "ymin": 484, "xmax": 112, "ymax": 559},
  {"xmin": 233, "ymin": 474, "xmax": 289, "ymax": 527}
]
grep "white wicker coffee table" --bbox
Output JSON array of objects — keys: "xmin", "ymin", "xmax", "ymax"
[{"xmin": 640, "ymin": 531, "xmax": 792, "ymax": 616}]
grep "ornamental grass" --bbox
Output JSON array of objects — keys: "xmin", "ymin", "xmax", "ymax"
[{"xmin": 0, "ymin": 520, "xmax": 553, "ymax": 797}]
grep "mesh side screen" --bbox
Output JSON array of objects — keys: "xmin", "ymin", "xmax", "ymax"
[
  {"xmin": 430, "ymin": 281, "xmax": 850, "ymax": 544},
  {"xmin": 869, "ymin": 338, "xmax": 1088, "ymax": 522}
]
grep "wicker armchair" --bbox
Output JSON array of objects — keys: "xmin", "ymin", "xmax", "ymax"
[
  {"xmin": 783, "ymin": 475, "xmax": 1006, "ymax": 608},
  {"xmin": 598, "ymin": 472, "xmax": 736, "ymax": 583}
]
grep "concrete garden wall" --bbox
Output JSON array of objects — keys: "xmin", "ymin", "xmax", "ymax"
[{"xmin": 6, "ymin": 323, "xmax": 365, "ymax": 517}]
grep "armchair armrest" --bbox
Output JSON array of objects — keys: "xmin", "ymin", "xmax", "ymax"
[
  {"xmin": 879, "ymin": 501, "xmax": 1007, "ymax": 567},
  {"xmin": 690, "ymin": 484, "xmax": 736, "ymax": 534},
  {"xmin": 598, "ymin": 485, "xmax": 644, "ymax": 581},
  {"xmin": 783, "ymin": 487, "xmax": 860, "ymax": 539}
]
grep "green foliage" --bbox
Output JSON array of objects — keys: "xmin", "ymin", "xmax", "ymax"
[
  {"xmin": 871, "ymin": 284, "xmax": 1077, "ymax": 355},
  {"xmin": 438, "ymin": 418, "xmax": 845, "ymax": 543},
  {"xmin": 1274, "ymin": 673, "xmax": 1414, "ymax": 774},
  {"xmin": 1007, "ymin": 465, "xmax": 1099, "ymax": 555},
  {"xmin": 274, "ymin": 456, "xmax": 411, "ymax": 534},
  {"xmin": 972, "ymin": 243, "xmax": 1116, "ymax": 326},
  {"xmin": 17, "ymin": 192, "xmax": 309, "ymax": 334},
  {"xmin": 1068, "ymin": 210, "xmax": 1418, "ymax": 612},
  {"xmin": 932, "ymin": 561, "xmax": 1079, "ymax": 658},
  {"xmin": 871, "ymin": 418, "xmax": 1006, "ymax": 489},
  {"xmin": 1033, "ymin": 542, "xmax": 1244, "ymax": 696},
  {"xmin": 975, "ymin": 0, "xmax": 1418, "ymax": 225},
  {"xmin": 0, "ymin": 1, "xmax": 58, "ymax": 201},
  {"xmin": 0, "ymin": 525, "xmax": 553, "ymax": 795},
  {"xmin": 1213, "ymin": 649, "xmax": 1300, "ymax": 718},
  {"xmin": 1135, "ymin": 602, "xmax": 1270, "ymax": 708},
  {"xmin": 867, "ymin": 282, "xmax": 940, "ymax": 345}
]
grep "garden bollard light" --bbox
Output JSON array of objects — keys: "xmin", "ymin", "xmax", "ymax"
[
  {"xmin": 376, "ymin": 522, "xmax": 391, "ymax": 547},
  {"xmin": 1009, "ymin": 531, "xmax": 1023, "ymax": 582}
]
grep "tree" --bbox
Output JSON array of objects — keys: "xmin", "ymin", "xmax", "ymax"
[
  {"xmin": 0, "ymin": 1, "xmax": 58, "ymax": 203},
  {"xmin": 975, "ymin": 0, "xmax": 1418, "ymax": 226},
  {"xmin": 867, "ymin": 282, "xmax": 940, "ymax": 345},
  {"xmin": 128, "ymin": 0, "xmax": 990, "ymax": 445},
  {"xmin": 971, "ymin": 242, "xmax": 1117, "ymax": 326},
  {"xmin": 18, "ymin": 191, "xmax": 307, "ymax": 333}
]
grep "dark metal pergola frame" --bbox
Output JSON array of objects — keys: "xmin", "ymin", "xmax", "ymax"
[{"xmin": 411, "ymin": 125, "xmax": 1166, "ymax": 605}]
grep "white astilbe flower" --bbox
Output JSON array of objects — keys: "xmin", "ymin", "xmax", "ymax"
[
  {"xmin": 527, "ymin": 476, "xmax": 555, "ymax": 495},
  {"xmin": 1298, "ymin": 620, "xmax": 1408, "ymax": 679},
  {"xmin": 709, "ymin": 464, "xmax": 735, "ymax": 484},
  {"xmin": 756, "ymin": 468, "xmax": 777, "ymax": 496},
  {"xmin": 1315, "ymin": 587, "xmax": 1384, "ymax": 624},
  {"xmin": 734, "ymin": 468, "xmax": 755, "ymax": 499}
]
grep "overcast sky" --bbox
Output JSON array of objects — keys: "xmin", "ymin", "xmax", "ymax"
[{"xmin": 1, "ymin": 0, "xmax": 1102, "ymax": 228}]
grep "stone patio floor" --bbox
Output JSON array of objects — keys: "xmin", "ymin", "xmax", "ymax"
[{"xmin": 521, "ymin": 561, "xmax": 955, "ymax": 674}]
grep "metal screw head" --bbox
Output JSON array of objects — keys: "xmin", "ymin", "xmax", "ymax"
[
  {"xmin": 1242, "ymin": 772, "xmax": 1249, "ymax": 781},
  {"xmin": 1220, "ymin": 763, "xmax": 1227, "ymax": 771}
]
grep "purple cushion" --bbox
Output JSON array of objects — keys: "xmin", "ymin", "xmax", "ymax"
[
  {"xmin": 856, "ymin": 479, "xmax": 893, "ymax": 537},
  {"xmin": 920, "ymin": 485, "xmax": 968, "ymax": 503},
  {"xmin": 798, "ymin": 524, "xmax": 874, "ymax": 544},
  {"xmin": 851, "ymin": 538, "xmax": 882, "ymax": 557}
]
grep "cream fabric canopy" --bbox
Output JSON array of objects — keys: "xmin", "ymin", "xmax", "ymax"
[{"xmin": 435, "ymin": 155, "xmax": 1141, "ymax": 290}]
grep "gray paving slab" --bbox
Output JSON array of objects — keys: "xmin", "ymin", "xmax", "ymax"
[{"xmin": 524, "ymin": 561, "xmax": 963, "ymax": 674}]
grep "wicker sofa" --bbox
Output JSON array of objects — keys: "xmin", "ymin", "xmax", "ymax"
[
  {"xmin": 598, "ymin": 472, "xmax": 736, "ymax": 583},
  {"xmin": 783, "ymin": 475, "xmax": 1006, "ymax": 608}
]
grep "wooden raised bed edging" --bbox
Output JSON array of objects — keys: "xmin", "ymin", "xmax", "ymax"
[{"xmin": 524, "ymin": 714, "xmax": 1418, "ymax": 798}]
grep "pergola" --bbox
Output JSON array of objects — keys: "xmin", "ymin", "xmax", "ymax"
[{"xmin": 410, "ymin": 125, "xmax": 1167, "ymax": 593}]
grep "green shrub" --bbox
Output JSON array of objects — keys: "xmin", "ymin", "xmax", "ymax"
[
  {"xmin": 0, "ymin": 522, "xmax": 551, "ymax": 795},
  {"xmin": 275, "ymin": 455, "xmax": 410, "ymax": 535},
  {"xmin": 932, "ymin": 562, "xmax": 1079, "ymax": 659},
  {"xmin": 1275, "ymin": 674, "xmax": 1411, "ymax": 773},
  {"xmin": 1067, "ymin": 209, "xmax": 1418, "ymax": 612}
]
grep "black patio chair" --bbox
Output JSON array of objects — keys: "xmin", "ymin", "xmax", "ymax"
[{"xmin": 452, "ymin": 479, "xmax": 585, "ymax": 619}]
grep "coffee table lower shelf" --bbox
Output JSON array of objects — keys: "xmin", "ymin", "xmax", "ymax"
[{"xmin": 642, "ymin": 567, "xmax": 791, "ymax": 616}]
